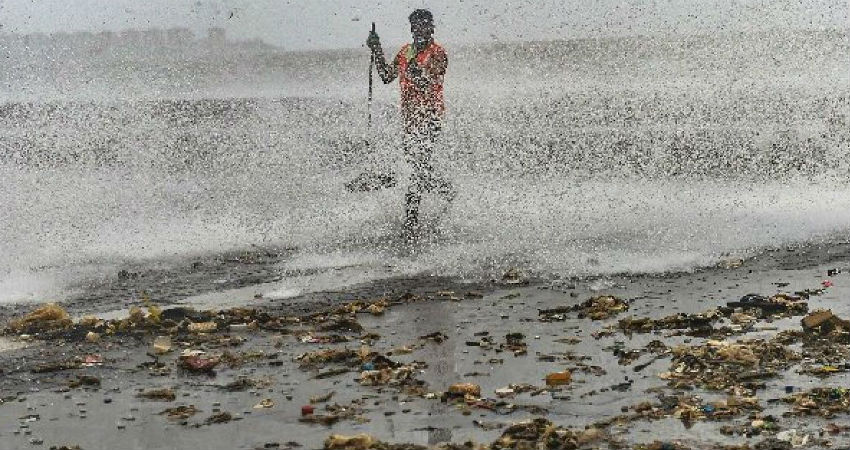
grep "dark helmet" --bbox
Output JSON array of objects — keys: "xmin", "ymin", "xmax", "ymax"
[{"xmin": 409, "ymin": 9, "xmax": 433, "ymax": 26}]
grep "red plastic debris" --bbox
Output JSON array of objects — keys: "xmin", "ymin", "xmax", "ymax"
[
  {"xmin": 82, "ymin": 354, "xmax": 103, "ymax": 367},
  {"xmin": 180, "ymin": 356, "xmax": 220, "ymax": 373}
]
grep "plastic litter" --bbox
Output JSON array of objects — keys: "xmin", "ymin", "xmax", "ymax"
[
  {"xmin": 545, "ymin": 371, "xmax": 572, "ymax": 386},
  {"xmin": 7, "ymin": 303, "xmax": 72, "ymax": 333}
]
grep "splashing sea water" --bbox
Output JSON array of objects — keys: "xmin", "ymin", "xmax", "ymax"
[{"xmin": 0, "ymin": 30, "xmax": 848, "ymax": 303}]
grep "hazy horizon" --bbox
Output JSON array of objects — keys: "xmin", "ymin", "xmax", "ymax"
[
  {"xmin": 1, "ymin": 23, "xmax": 846, "ymax": 55},
  {"xmin": 1, "ymin": 0, "xmax": 846, "ymax": 51}
]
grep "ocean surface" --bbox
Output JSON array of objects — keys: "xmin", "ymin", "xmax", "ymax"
[{"xmin": 1, "ymin": 30, "xmax": 849, "ymax": 304}]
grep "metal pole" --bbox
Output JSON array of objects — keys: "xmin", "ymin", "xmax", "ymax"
[{"xmin": 368, "ymin": 22, "xmax": 375, "ymax": 131}]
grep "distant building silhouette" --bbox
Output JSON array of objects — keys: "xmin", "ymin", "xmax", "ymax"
[
  {"xmin": 120, "ymin": 29, "xmax": 141, "ymax": 44},
  {"xmin": 208, "ymin": 27, "xmax": 226, "ymax": 46},
  {"xmin": 166, "ymin": 28, "xmax": 194, "ymax": 46},
  {"xmin": 97, "ymin": 31, "xmax": 117, "ymax": 45},
  {"xmin": 141, "ymin": 28, "xmax": 165, "ymax": 47},
  {"xmin": 0, "ymin": 26, "xmax": 274, "ymax": 57}
]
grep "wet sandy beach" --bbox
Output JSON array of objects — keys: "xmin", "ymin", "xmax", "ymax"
[{"xmin": 2, "ymin": 243, "xmax": 850, "ymax": 450}]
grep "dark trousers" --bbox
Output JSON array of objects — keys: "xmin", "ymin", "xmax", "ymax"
[{"xmin": 403, "ymin": 120, "xmax": 453, "ymax": 230}]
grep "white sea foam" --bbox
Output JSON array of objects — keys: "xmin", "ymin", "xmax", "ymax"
[{"xmin": 1, "ymin": 31, "xmax": 848, "ymax": 303}]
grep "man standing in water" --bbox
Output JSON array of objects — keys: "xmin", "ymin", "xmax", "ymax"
[{"xmin": 367, "ymin": 9, "xmax": 455, "ymax": 236}]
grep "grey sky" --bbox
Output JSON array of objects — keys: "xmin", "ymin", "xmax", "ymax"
[{"xmin": 1, "ymin": 0, "xmax": 846, "ymax": 50}]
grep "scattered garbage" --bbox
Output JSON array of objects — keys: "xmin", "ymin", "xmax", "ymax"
[
  {"xmin": 419, "ymin": 332, "xmax": 449, "ymax": 343},
  {"xmin": 152, "ymin": 336, "xmax": 172, "ymax": 355},
  {"xmin": 619, "ymin": 310, "xmax": 723, "ymax": 335},
  {"xmin": 310, "ymin": 391, "xmax": 336, "ymax": 404},
  {"xmin": 389, "ymin": 345, "xmax": 413, "ymax": 355},
  {"xmin": 5, "ymin": 280, "xmax": 850, "ymax": 449},
  {"xmin": 68, "ymin": 375, "xmax": 101, "ymax": 388},
  {"xmin": 720, "ymin": 257, "xmax": 744, "ymax": 269},
  {"xmin": 495, "ymin": 387, "xmax": 515, "ymax": 398},
  {"xmin": 823, "ymin": 423, "xmax": 850, "ymax": 435},
  {"xmin": 727, "ymin": 293, "xmax": 808, "ymax": 318},
  {"xmin": 544, "ymin": 371, "xmax": 572, "ymax": 386},
  {"xmin": 619, "ymin": 292, "xmax": 810, "ymax": 338},
  {"xmin": 7, "ymin": 303, "xmax": 72, "ymax": 334},
  {"xmin": 315, "ymin": 368, "xmax": 351, "ymax": 379},
  {"xmin": 204, "ymin": 412, "xmax": 233, "ymax": 425},
  {"xmin": 358, "ymin": 364, "xmax": 420, "ymax": 387},
  {"xmin": 137, "ymin": 388, "xmax": 176, "ymax": 401},
  {"xmin": 299, "ymin": 413, "xmax": 343, "ymax": 426},
  {"xmin": 323, "ymin": 434, "xmax": 375, "ymax": 450},
  {"xmin": 539, "ymin": 295, "xmax": 629, "ymax": 321},
  {"xmin": 81, "ymin": 354, "xmax": 103, "ymax": 367},
  {"xmin": 446, "ymin": 383, "xmax": 481, "ymax": 400},
  {"xmin": 179, "ymin": 354, "xmax": 221, "ymax": 373},
  {"xmin": 499, "ymin": 332, "xmax": 527, "ymax": 356},
  {"xmin": 188, "ymin": 321, "xmax": 218, "ymax": 333},
  {"xmin": 298, "ymin": 333, "xmax": 351, "ymax": 344},
  {"xmin": 220, "ymin": 376, "xmax": 273, "ymax": 392},
  {"xmin": 775, "ymin": 429, "xmax": 811, "ymax": 447},
  {"xmin": 297, "ymin": 349, "xmax": 359, "ymax": 368},
  {"xmin": 316, "ymin": 317, "xmax": 364, "ymax": 333},
  {"xmin": 659, "ymin": 339, "xmax": 799, "ymax": 391},
  {"xmin": 253, "ymin": 398, "xmax": 274, "ymax": 409},
  {"xmin": 366, "ymin": 302, "xmax": 386, "ymax": 316},
  {"xmin": 160, "ymin": 405, "xmax": 199, "ymax": 420},
  {"xmin": 801, "ymin": 310, "xmax": 850, "ymax": 335},
  {"xmin": 491, "ymin": 418, "xmax": 603, "ymax": 449},
  {"xmin": 782, "ymin": 387, "xmax": 850, "ymax": 418},
  {"xmin": 635, "ymin": 441, "xmax": 690, "ymax": 450}
]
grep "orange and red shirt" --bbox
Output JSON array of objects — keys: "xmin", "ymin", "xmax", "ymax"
[{"xmin": 395, "ymin": 42, "xmax": 447, "ymax": 125}]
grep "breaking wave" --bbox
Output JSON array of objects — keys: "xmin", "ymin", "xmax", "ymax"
[{"xmin": 1, "ymin": 30, "xmax": 848, "ymax": 303}]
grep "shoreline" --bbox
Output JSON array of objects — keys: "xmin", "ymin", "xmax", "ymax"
[
  {"xmin": 5, "ymin": 238, "xmax": 850, "ymax": 318},
  {"xmin": 1, "ymin": 242, "xmax": 850, "ymax": 449}
]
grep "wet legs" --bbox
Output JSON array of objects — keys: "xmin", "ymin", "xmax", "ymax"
[{"xmin": 403, "ymin": 126, "xmax": 454, "ymax": 235}]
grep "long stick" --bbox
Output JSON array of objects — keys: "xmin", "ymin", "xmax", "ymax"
[{"xmin": 367, "ymin": 22, "xmax": 375, "ymax": 131}]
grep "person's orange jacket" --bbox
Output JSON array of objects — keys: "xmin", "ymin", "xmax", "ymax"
[{"xmin": 394, "ymin": 42, "xmax": 447, "ymax": 125}]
